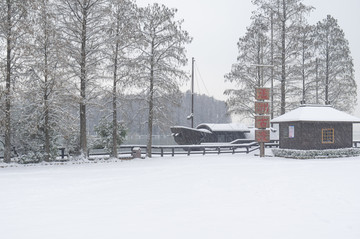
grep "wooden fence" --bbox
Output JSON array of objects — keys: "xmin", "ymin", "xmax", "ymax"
[
  {"xmin": 83, "ymin": 141, "xmax": 280, "ymax": 159},
  {"xmin": 54, "ymin": 142, "xmax": 269, "ymax": 159},
  {"xmin": 5, "ymin": 140, "xmax": 360, "ymax": 159}
]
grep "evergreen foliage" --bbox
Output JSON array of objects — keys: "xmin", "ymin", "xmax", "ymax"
[{"xmin": 93, "ymin": 119, "xmax": 126, "ymax": 154}]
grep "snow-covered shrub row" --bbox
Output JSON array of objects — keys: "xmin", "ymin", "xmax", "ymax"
[
  {"xmin": 0, "ymin": 157, "xmax": 133, "ymax": 168},
  {"xmin": 16, "ymin": 152, "xmax": 44, "ymax": 164},
  {"xmin": 272, "ymin": 148, "xmax": 360, "ymax": 159}
]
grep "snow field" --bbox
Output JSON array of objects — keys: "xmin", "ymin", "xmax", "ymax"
[{"xmin": 1, "ymin": 151, "xmax": 360, "ymax": 239}]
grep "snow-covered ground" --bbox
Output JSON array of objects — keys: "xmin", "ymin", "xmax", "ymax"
[{"xmin": 1, "ymin": 150, "xmax": 360, "ymax": 239}]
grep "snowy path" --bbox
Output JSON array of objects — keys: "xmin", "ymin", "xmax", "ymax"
[{"xmin": 1, "ymin": 152, "xmax": 360, "ymax": 239}]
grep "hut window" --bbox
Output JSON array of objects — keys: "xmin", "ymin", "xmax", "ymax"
[
  {"xmin": 289, "ymin": 126, "xmax": 295, "ymax": 138},
  {"xmin": 322, "ymin": 128, "xmax": 334, "ymax": 144}
]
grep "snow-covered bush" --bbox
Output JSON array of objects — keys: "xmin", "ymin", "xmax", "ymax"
[
  {"xmin": 92, "ymin": 119, "xmax": 127, "ymax": 154},
  {"xmin": 16, "ymin": 152, "xmax": 43, "ymax": 164},
  {"xmin": 11, "ymin": 101, "xmax": 59, "ymax": 162},
  {"xmin": 272, "ymin": 148, "xmax": 360, "ymax": 159}
]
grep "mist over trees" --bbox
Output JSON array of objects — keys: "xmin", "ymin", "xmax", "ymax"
[
  {"xmin": 225, "ymin": 0, "xmax": 356, "ymax": 120},
  {"xmin": 88, "ymin": 91, "xmax": 230, "ymax": 137}
]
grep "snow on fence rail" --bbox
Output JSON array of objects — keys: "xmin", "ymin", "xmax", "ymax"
[
  {"xmin": 69, "ymin": 141, "xmax": 276, "ymax": 159},
  {"xmin": 66, "ymin": 140, "xmax": 360, "ymax": 159},
  {"xmin": 54, "ymin": 142, "xmax": 266, "ymax": 159},
  {"xmin": 4, "ymin": 140, "xmax": 360, "ymax": 160},
  {"xmin": 118, "ymin": 142, "xmax": 261, "ymax": 157}
]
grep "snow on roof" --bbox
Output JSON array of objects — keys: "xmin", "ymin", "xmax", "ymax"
[
  {"xmin": 271, "ymin": 104, "xmax": 360, "ymax": 123},
  {"xmin": 170, "ymin": 126, "xmax": 212, "ymax": 134},
  {"xmin": 196, "ymin": 123, "xmax": 250, "ymax": 132}
]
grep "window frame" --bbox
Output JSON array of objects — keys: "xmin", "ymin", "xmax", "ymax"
[{"xmin": 322, "ymin": 128, "xmax": 335, "ymax": 144}]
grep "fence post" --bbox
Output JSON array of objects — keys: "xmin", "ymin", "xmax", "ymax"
[
  {"xmin": 172, "ymin": 147, "xmax": 175, "ymax": 157},
  {"xmin": 60, "ymin": 148, "xmax": 65, "ymax": 159},
  {"xmin": 187, "ymin": 147, "xmax": 191, "ymax": 156},
  {"xmin": 161, "ymin": 147, "xmax": 164, "ymax": 157}
]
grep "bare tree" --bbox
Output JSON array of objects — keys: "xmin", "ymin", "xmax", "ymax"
[
  {"xmin": 134, "ymin": 3, "xmax": 192, "ymax": 157},
  {"xmin": 14, "ymin": 0, "xmax": 70, "ymax": 161},
  {"xmin": 0, "ymin": 0, "xmax": 29, "ymax": 163},
  {"xmin": 57, "ymin": 0, "xmax": 106, "ymax": 158},
  {"xmin": 224, "ymin": 18, "xmax": 270, "ymax": 120},
  {"xmin": 253, "ymin": 0, "xmax": 313, "ymax": 115},
  {"xmin": 293, "ymin": 18, "xmax": 316, "ymax": 105},
  {"xmin": 104, "ymin": 0, "xmax": 138, "ymax": 158},
  {"xmin": 314, "ymin": 15, "xmax": 356, "ymax": 112}
]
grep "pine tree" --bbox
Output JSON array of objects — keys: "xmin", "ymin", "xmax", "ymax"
[
  {"xmin": 314, "ymin": 15, "xmax": 356, "ymax": 112},
  {"xmin": 225, "ymin": 18, "xmax": 270, "ymax": 120}
]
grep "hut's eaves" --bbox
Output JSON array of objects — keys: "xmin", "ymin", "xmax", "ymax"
[{"xmin": 271, "ymin": 105, "xmax": 360, "ymax": 123}]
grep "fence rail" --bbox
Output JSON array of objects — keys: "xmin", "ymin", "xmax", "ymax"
[
  {"xmin": 58, "ymin": 140, "xmax": 360, "ymax": 158},
  {"xmin": 117, "ymin": 142, "xmax": 261, "ymax": 157},
  {"xmin": 4, "ymin": 140, "xmax": 360, "ymax": 160},
  {"xmin": 85, "ymin": 141, "xmax": 280, "ymax": 158}
]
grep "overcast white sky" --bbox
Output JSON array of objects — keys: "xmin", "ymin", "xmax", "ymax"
[{"xmin": 136, "ymin": 0, "xmax": 360, "ymax": 105}]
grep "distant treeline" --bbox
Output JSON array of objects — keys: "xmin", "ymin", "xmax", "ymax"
[{"xmin": 88, "ymin": 91, "xmax": 231, "ymax": 137}]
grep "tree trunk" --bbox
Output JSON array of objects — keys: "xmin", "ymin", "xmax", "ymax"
[
  {"xmin": 4, "ymin": 0, "xmax": 12, "ymax": 163},
  {"xmin": 147, "ymin": 88, "xmax": 154, "ymax": 158},
  {"xmin": 257, "ymin": 37, "xmax": 261, "ymax": 87},
  {"xmin": 302, "ymin": 40, "xmax": 306, "ymax": 103},
  {"xmin": 270, "ymin": 11, "xmax": 274, "ymax": 119},
  {"xmin": 112, "ymin": 40, "xmax": 119, "ymax": 158},
  {"xmin": 280, "ymin": 0, "xmax": 286, "ymax": 115},
  {"xmin": 44, "ymin": 64, "xmax": 50, "ymax": 161},
  {"xmin": 325, "ymin": 43, "xmax": 330, "ymax": 105},
  {"xmin": 315, "ymin": 58, "xmax": 319, "ymax": 104},
  {"xmin": 147, "ymin": 41, "xmax": 155, "ymax": 158},
  {"xmin": 44, "ymin": 20, "xmax": 50, "ymax": 161},
  {"xmin": 80, "ymin": 8, "xmax": 87, "ymax": 157}
]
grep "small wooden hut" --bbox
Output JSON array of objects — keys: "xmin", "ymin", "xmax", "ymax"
[{"xmin": 271, "ymin": 105, "xmax": 360, "ymax": 150}]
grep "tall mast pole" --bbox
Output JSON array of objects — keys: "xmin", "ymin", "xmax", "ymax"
[
  {"xmin": 270, "ymin": 11, "xmax": 274, "ymax": 119},
  {"xmin": 191, "ymin": 57, "xmax": 195, "ymax": 128}
]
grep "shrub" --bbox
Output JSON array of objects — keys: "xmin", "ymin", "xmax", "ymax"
[
  {"xmin": 272, "ymin": 148, "xmax": 360, "ymax": 159},
  {"xmin": 92, "ymin": 119, "xmax": 127, "ymax": 154}
]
